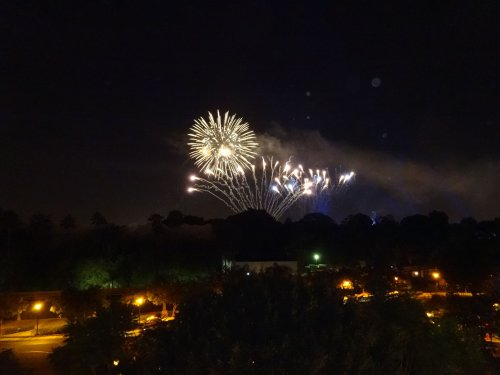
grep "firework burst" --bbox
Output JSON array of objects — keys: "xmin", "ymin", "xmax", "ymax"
[
  {"xmin": 300, "ymin": 169, "xmax": 355, "ymax": 215},
  {"xmin": 187, "ymin": 111, "xmax": 258, "ymax": 178},
  {"xmin": 187, "ymin": 157, "xmax": 343, "ymax": 220}
]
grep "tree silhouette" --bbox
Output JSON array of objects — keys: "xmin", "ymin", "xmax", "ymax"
[
  {"xmin": 147, "ymin": 213, "xmax": 164, "ymax": 232},
  {"xmin": 0, "ymin": 349, "xmax": 31, "ymax": 375},
  {"xmin": 90, "ymin": 212, "xmax": 108, "ymax": 227},
  {"xmin": 60, "ymin": 215, "xmax": 76, "ymax": 232},
  {"xmin": 164, "ymin": 210, "xmax": 183, "ymax": 227}
]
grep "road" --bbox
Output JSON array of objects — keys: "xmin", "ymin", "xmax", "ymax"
[{"xmin": 0, "ymin": 334, "xmax": 64, "ymax": 375}]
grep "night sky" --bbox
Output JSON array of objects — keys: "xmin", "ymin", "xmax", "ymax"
[{"xmin": 2, "ymin": 2, "xmax": 499, "ymax": 224}]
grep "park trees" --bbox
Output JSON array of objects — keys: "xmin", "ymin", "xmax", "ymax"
[
  {"xmin": 59, "ymin": 288, "xmax": 105, "ymax": 322},
  {"xmin": 128, "ymin": 272, "xmax": 485, "ymax": 374},
  {"xmin": 0, "ymin": 296, "xmax": 29, "ymax": 321},
  {"xmin": 50, "ymin": 300, "xmax": 136, "ymax": 375}
]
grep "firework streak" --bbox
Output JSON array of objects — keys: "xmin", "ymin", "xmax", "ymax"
[
  {"xmin": 186, "ymin": 110, "xmax": 354, "ymax": 219},
  {"xmin": 188, "ymin": 156, "xmax": 354, "ymax": 220}
]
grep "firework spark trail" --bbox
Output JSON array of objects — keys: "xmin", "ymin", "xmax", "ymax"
[
  {"xmin": 299, "ymin": 169, "xmax": 356, "ymax": 215},
  {"xmin": 187, "ymin": 157, "xmax": 337, "ymax": 220},
  {"xmin": 189, "ymin": 174, "xmax": 239, "ymax": 212},
  {"xmin": 187, "ymin": 111, "xmax": 258, "ymax": 178},
  {"xmin": 186, "ymin": 110, "xmax": 355, "ymax": 219}
]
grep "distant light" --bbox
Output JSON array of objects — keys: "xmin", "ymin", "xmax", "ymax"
[
  {"xmin": 246, "ymin": 272, "xmax": 250, "ymax": 276},
  {"xmin": 413, "ymin": 271, "xmax": 419, "ymax": 277},
  {"xmin": 432, "ymin": 272, "xmax": 440, "ymax": 279},
  {"xmin": 113, "ymin": 360, "xmax": 119, "ymax": 366},
  {"xmin": 394, "ymin": 276, "xmax": 399, "ymax": 281},
  {"xmin": 426, "ymin": 311, "xmax": 434, "ymax": 318},
  {"xmin": 33, "ymin": 302, "xmax": 43, "ymax": 312},
  {"xmin": 135, "ymin": 297, "xmax": 145, "ymax": 306},
  {"xmin": 313, "ymin": 253, "xmax": 320, "ymax": 261}
]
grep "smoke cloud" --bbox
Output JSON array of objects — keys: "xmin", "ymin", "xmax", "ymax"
[{"xmin": 255, "ymin": 125, "xmax": 499, "ymax": 221}]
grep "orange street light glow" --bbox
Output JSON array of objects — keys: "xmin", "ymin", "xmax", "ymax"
[{"xmin": 340, "ymin": 280, "xmax": 354, "ymax": 290}]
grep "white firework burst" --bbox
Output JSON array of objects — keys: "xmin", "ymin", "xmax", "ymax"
[{"xmin": 187, "ymin": 111, "xmax": 258, "ymax": 178}]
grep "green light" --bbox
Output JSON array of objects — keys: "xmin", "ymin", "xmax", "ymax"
[{"xmin": 313, "ymin": 253, "xmax": 320, "ymax": 261}]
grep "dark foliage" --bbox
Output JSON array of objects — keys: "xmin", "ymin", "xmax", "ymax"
[
  {"xmin": 49, "ymin": 300, "xmax": 136, "ymax": 375},
  {"xmin": 0, "ymin": 349, "xmax": 32, "ymax": 375},
  {"xmin": 0, "ymin": 209, "xmax": 498, "ymax": 292},
  {"xmin": 125, "ymin": 272, "xmax": 485, "ymax": 374}
]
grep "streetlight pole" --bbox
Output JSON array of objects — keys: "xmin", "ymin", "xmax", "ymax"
[
  {"xmin": 32, "ymin": 302, "xmax": 43, "ymax": 336},
  {"xmin": 135, "ymin": 297, "xmax": 144, "ymax": 324},
  {"xmin": 432, "ymin": 272, "xmax": 440, "ymax": 290},
  {"xmin": 313, "ymin": 253, "xmax": 320, "ymax": 267}
]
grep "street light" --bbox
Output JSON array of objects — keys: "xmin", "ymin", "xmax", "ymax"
[
  {"xmin": 340, "ymin": 280, "xmax": 354, "ymax": 290},
  {"xmin": 32, "ymin": 302, "xmax": 43, "ymax": 336},
  {"xmin": 313, "ymin": 253, "xmax": 320, "ymax": 266},
  {"xmin": 432, "ymin": 272, "xmax": 440, "ymax": 289},
  {"xmin": 135, "ymin": 297, "xmax": 144, "ymax": 324}
]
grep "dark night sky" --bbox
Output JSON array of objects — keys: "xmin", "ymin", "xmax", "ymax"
[{"xmin": 1, "ymin": 2, "xmax": 499, "ymax": 224}]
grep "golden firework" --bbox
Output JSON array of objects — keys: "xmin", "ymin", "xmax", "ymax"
[{"xmin": 188, "ymin": 111, "xmax": 258, "ymax": 177}]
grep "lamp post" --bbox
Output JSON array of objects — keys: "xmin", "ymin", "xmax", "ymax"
[
  {"xmin": 432, "ymin": 272, "xmax": 440, "ymax": 289},
  {"xmin": 313, "ymin": 253, "xmax": 320, "ymax": 267},
  {"xmin": 32, "ymin": 302, "xmax": 43, "ymax": 336},
  {"xmin": 135, "ymin": 297, "xmax": 144, "ymax": 324}
]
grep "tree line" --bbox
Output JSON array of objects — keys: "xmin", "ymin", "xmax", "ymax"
[{"xmin": 0, "ymin": 207, "xmax": 498, "ymax": 292}]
